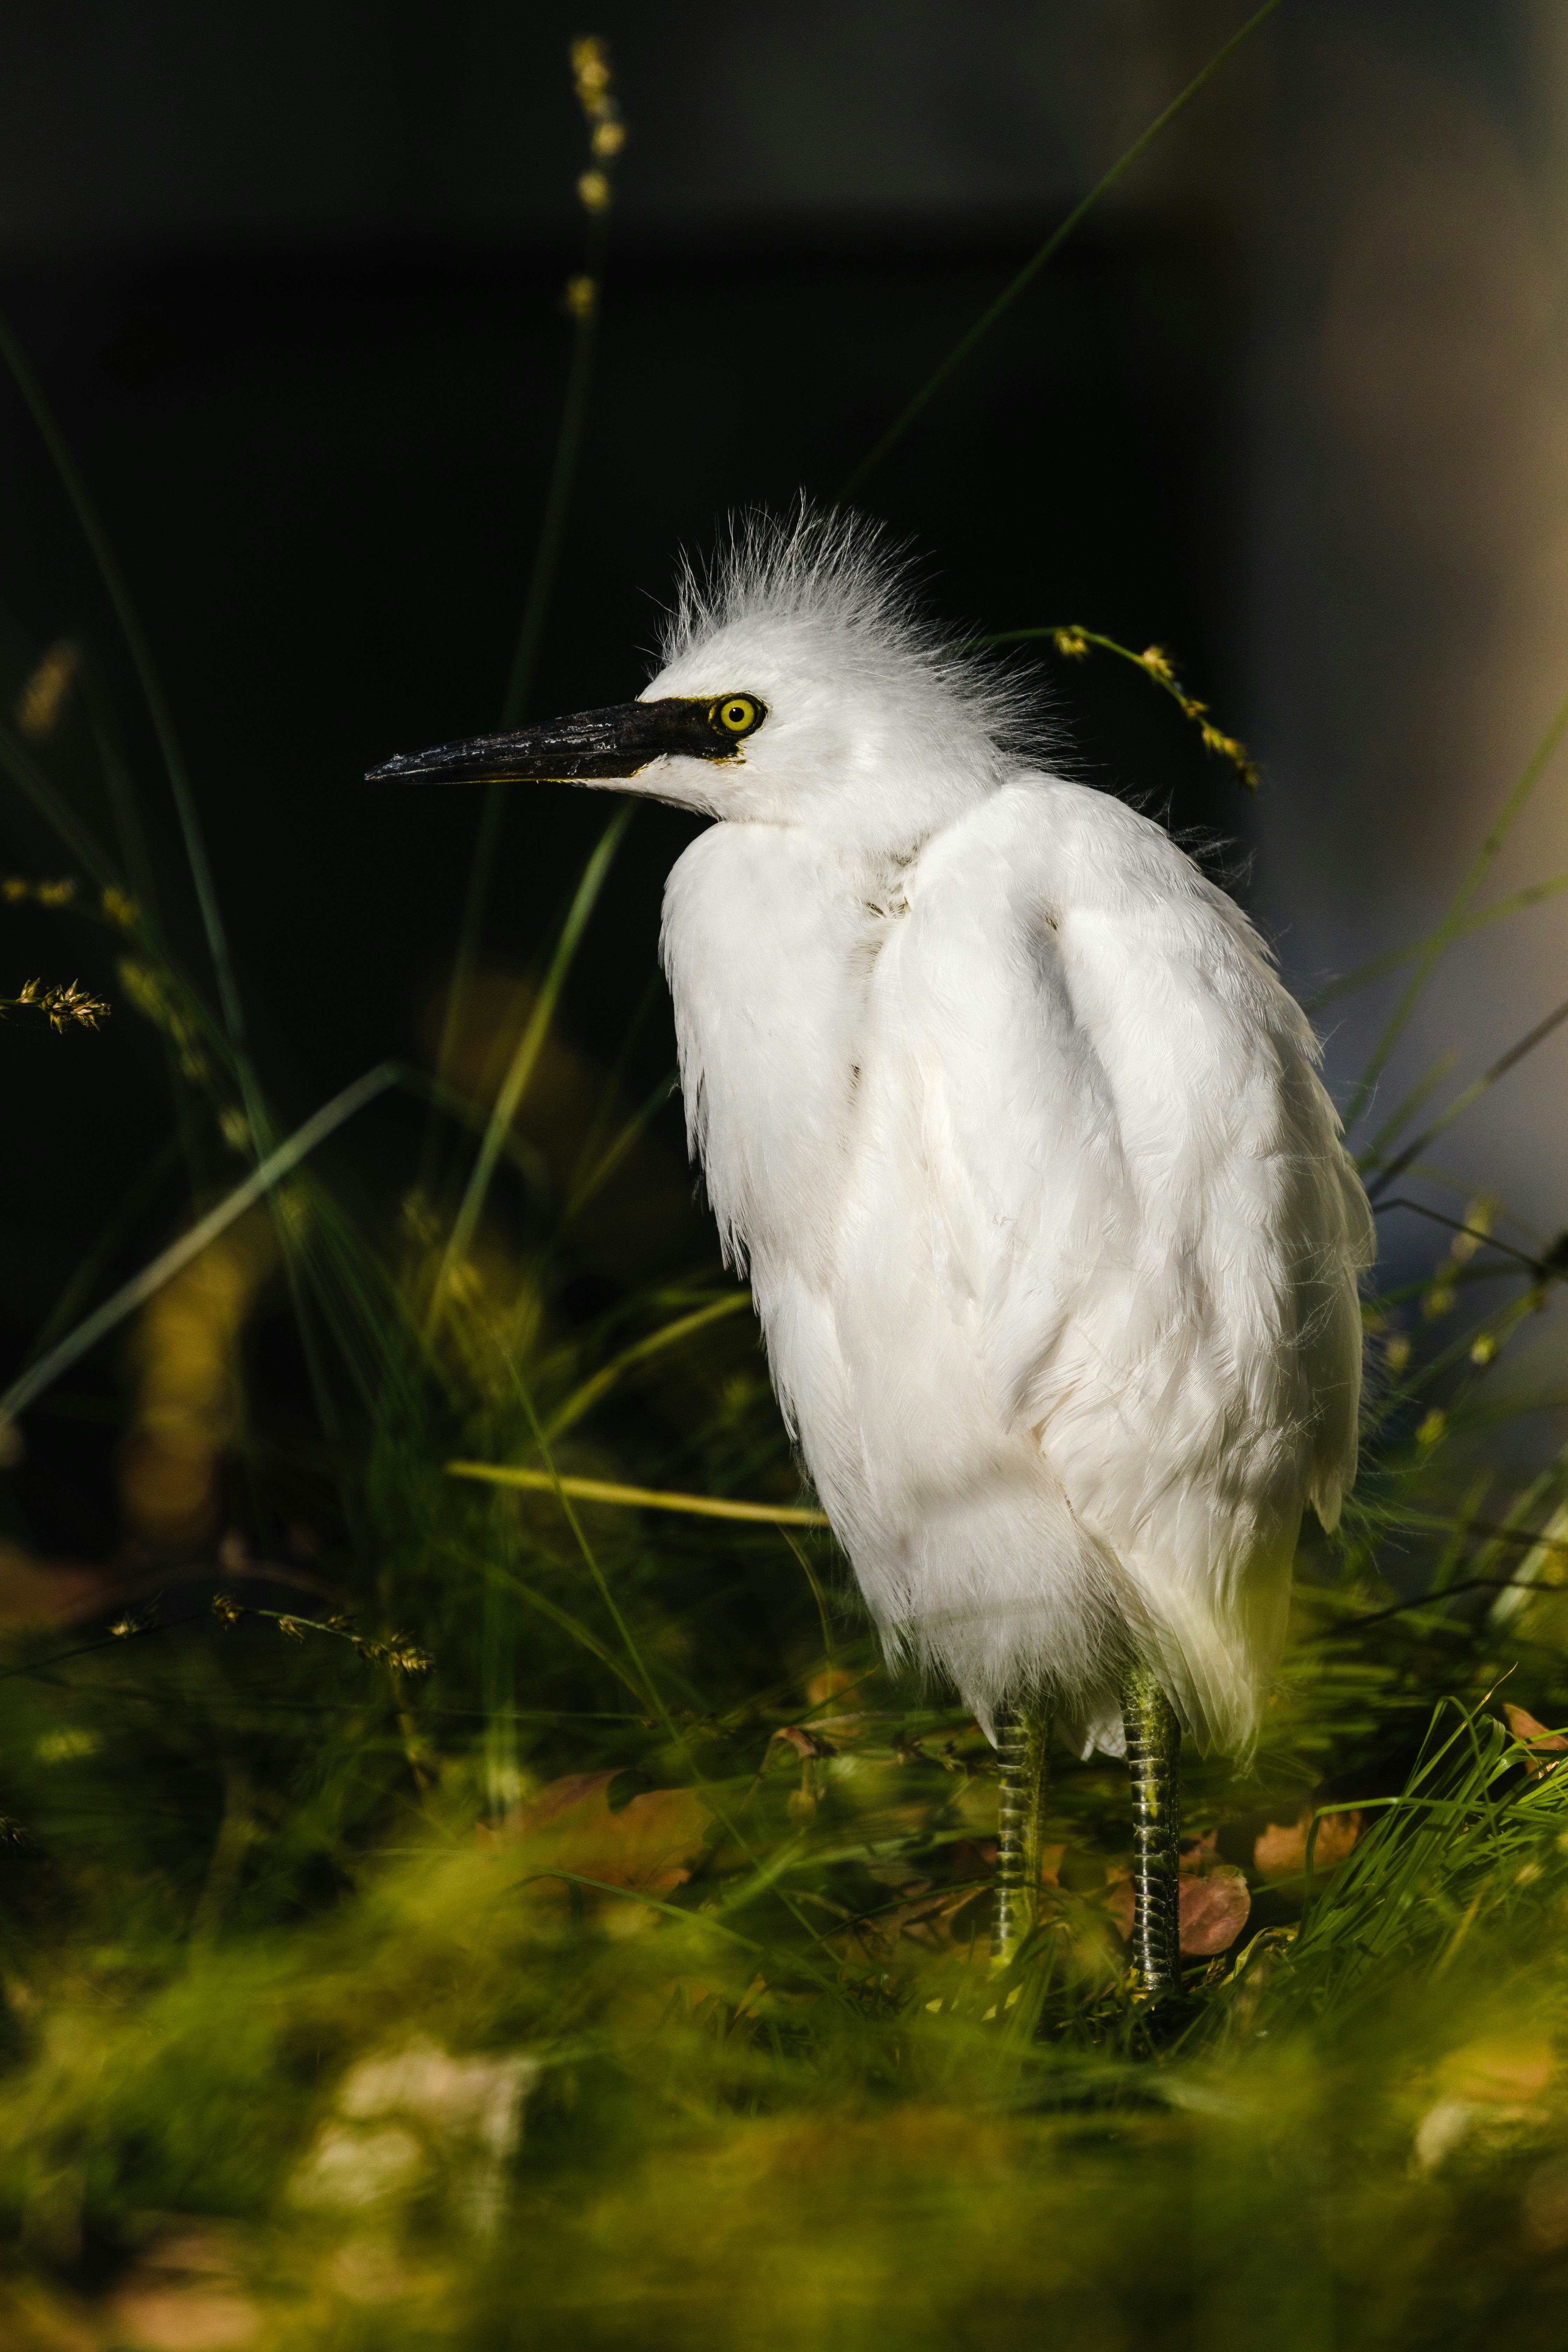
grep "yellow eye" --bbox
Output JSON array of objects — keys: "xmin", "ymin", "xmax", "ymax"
[{"xmin": 710, "ymin": 694, "xmax": 763, "ymax": 740}]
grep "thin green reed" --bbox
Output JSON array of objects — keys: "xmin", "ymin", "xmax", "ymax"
[
  {"xmin": 839, "ymin": 0, "xmax": 1286, "ymax": 498},
  {"xmin": 481, "ymin": 1499, "xmax": 523, "ymax": 1822},
  {"xmin": 0, "ymin": 314, "xmax": 355, "ymax": 1444},
  {"xmin": 493, "ymin": 1354, "xmax": 859, "ymax": 1986},
  {"xmin": 1359, "ymin": 1048, "xmax": 1460, "ymax": 1172},
  {"xmin": 75, "ymin": 642, "xmax": 209, "ymax": 1191},
  {"xmin": 1368, "ymin": 990, "xmax": 1568, "ymax": 1199},
  {"xmin": 428, "ymin": 800, "xmax": 635, "ymax": 1334},
  {"xmin": 0, "ymin": 714, "xmax": 233, "ymax": 1077},
  {"xmin": 0, "ymin": 305, "xmax": 267, "ymax": 1152},
  {"xmin": 1308, "ymin": 868, "xmax": 1568, "ymax": 1012},
  {"xmin": 76, "ymin": 643, "xmax": 165, "ymax": 933},
  {"xmin": 0, "ymin": 1062, "xmax": 407, "ymax": 1426},
  {"xmin": 1344, "ymin": 684, "xmax": 1568, "ymax": 1135},
  {"xmin": 430, "ymin": 40, "xmax": 627, "ymax": 1158}
]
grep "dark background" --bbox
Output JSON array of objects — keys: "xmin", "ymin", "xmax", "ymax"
[{"xmin": 0, "ymin": 0, "xmax": 1562, "ymax": 1548}]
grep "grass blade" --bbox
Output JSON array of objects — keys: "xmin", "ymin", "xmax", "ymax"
[
  {"xmin": 447, "ymin": 1461, "xmax": 829, "ymax": 1527},
  {"xmin": 429, "ymin": 56, "xmax": 622, "ymax": 1164},
  {"xmin": 1357, "ymin": 1046, "xmax": 1460, "ymax": 1170},
  {"xmin": 1306, "ymin": 868, "xmax": 1568, "ymax": 1010},
  {"xmin": 1345, "ymin": 685, "xmax": 1568, "ymax": 1132},
  {"xmin": 838, "ymin": 0, "xmax": 1284, "ymax": 496},
  {"xmin": 1368, "ymin": 993, "xmax": 1568, "ymax": 1199},
  {"xmin": 0, "ymin": 1060, "xmax": 405, "ymax": 1425},
  {"xmin": 0, "ymin": 716, "xmax": 236, "ymax": 1080},
  {"xmin": 0, "ymin": 305, "xmax": 259, "ymax": 1124},
  {"xmin": 539, "ymin": 1293, "xmax": 754, "ymax": 1446},
  {"xmin": 429, "ymin": 803, "xmax": 634, "ymax": 1327}
]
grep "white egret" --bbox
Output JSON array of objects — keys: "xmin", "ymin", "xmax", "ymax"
[{"xmin": 371, "ymin": 512, "xmax": 1373, "ymax": 1994}]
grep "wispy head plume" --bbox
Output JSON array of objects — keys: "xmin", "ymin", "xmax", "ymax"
[{"xmin": 659, "ymin": 502, "xmax": 1052, "ymax": 773}]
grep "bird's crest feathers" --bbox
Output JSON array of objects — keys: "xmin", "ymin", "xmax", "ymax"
[{"xmin": 657, "ymin": 502, "xmax": 1045, "ymax": 768}]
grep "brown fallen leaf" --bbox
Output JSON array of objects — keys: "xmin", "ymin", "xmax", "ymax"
[
  {"xmin": 1504, "ymin": 1703, "xmax": 1568, "ymax": 1774},
  {"xmin": 1414, "ymin": 2035, "xmax": 1558, "ymax": 2176},
  {"xmin": 770, "ymin": 1724, "xmax": 836, "ymax": 1761},
  {"xmin": 479, "ymin": 1771, "xmax": 711, "ymax": 1900},
  {"xmin": 1253, "ymin": 1805, "xmax": 1362, "ymax": 1879},
  {"xmin": 1104, "ymin": 1856, "xmax": 1252, "ymax": 1955},
  {"xmin": 106, "ymin": 2227, "xmax": 260, "ymax": 2350},
  {"xmin": 0, "ymin": 1541, "xmax": 118, "ymax": 1629},
  {"xmin": 1442, "ymin": 2032, "xmax": 1556, "ymax": 2104},
  {"xmin": 857, "ymin": 1840, "xmax": 1058, "ymax": 1959},
  {"xmin": 1174, "ymin": 1863, "xmax": 1252, "ymax": 1955}
]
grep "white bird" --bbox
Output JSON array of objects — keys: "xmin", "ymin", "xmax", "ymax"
[{"xmin": 372, "ymin": 511, "xmax": 1374, "ymax": 1994}]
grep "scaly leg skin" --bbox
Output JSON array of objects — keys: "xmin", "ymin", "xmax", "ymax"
[
  {"xmin": 992, "ymin": 1705, "xmax": 1051, "ymax": 1970},
  {"xmin": 1121, "ymin": 1665, "xmax": 1182, "ymax": 2000}
]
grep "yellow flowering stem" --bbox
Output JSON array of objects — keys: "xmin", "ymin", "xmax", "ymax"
[
  {"xmin": 0, "ymin": 718, "xmax": 235, "ymax": 1095},
  {"xmin": 0, "ymin": 978, "xmax": 109, "ymax": 1031},
  {"xmin": 212, "ymin": 1592, "xmax": 433, "ymax": 1671},
  {"xmin": 963, "ymin": 623, "xmax": 1259, "ymax": 791},
  {"xmin": 435, "ymin": 35, "xmax": 627, "ymax": 1128},
  {"xmin": 446, "ymin": 1460, "xmax": 830, "ymax": 1528}
]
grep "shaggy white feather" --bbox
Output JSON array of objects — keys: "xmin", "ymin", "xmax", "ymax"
[{"xmin": 619, "ymin": 510, "xmax": 1371, "ymax": 1756}]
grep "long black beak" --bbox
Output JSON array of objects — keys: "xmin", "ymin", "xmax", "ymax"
[{"xmin": 366, "ymin": 696, "xmax": 757, "ymax": 785}]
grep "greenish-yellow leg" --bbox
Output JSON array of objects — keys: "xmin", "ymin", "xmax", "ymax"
[
  {"xmin": 992, "ymin": 1705, "xmax": 1051, "ymax": 1968},
  {"xmin": 1121, "ymin": 1664, "xmax": 1182, "ymax": 1998}
]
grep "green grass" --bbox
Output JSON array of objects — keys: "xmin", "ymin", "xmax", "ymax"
[
  {"xmin": 4, "ymin": 1463, "xmax": 1568, "ymax": 2348},
  {"xmin": 4, "ymin": 16, "xmax": 1568, "ymax": 2344},
  {"xmin": 1, "ymin": 698, "xmax": 1567, "ymax": 2352}
]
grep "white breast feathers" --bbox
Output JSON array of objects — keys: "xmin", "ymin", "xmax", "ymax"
[{"xmin": 662, "ymin": 775, "xmax": 1371, "ymax": 1758}]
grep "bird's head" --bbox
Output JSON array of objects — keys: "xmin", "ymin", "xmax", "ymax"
[{"xmin": 368, "ymin": 509, "xmax": 1032, "ymax": 853}]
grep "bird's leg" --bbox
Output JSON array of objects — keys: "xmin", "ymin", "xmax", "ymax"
[
  {"xmin": 992, "ymin": 1704, "xmax": 1051, "ymax": 1969},
  {"xmin": 1121, "ymin": 1665, "xmax": 1182, "ymax": 1999}
]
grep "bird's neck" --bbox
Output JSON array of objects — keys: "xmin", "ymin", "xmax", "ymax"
[{"xmin": 660, "ymin": 823, "xmax": 900, "ymax": 1281}]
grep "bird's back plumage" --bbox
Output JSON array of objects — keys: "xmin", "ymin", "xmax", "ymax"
[{"xmin": 653, "ymin": 513, "xmax": 1372, "ymax": 1755}]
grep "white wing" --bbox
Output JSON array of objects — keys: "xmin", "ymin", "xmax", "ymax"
[{"xmin": 880, "ymin": 777, "xmax": 1372, "ymax": 1751}]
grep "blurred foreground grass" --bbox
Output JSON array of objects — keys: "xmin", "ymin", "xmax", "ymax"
[
  {"xmin": 4, "ymin": 1479, "xmax": 1568, "ymax": 2352},
  {"xmin": 3, "ymin": 599, "xmax": 1568, "ymax": 2352},
  {"xmin": 1, "ymin": 839, "xmax": 1568, "ymax": 2347}
]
